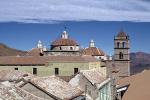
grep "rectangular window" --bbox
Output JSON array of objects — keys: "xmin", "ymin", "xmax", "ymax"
[
  {"xmin": 55, "ymin": 68, "xmax": 59, "ymax": 75},
  {"xmin": 33, "ymin": 68, "xmax": 37, "ymax": 75},
  {"xmin": 14, "ymin": 68, "xmax": 18, "ymax": 70},
  {"xmin": 74, "ymin": 68, "xmax": 78, "ymax": 74},
  {"xmin": 88, "ymin": 90, "xmax": 92, "ymax": 96}
]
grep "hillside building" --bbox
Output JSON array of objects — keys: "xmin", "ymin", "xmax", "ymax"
[{"xmin": 0, "ymin": 30, "xmax": 130, "ymax": 81}]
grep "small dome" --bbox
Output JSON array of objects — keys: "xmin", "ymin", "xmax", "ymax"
[
  {"xmin": 51, "ymin": 38, "xmax": 79, "ymax": 46},
  {"xmin": 83, "ymin": 47, "xmax": 105, "ymax": 56},
  {"xmin": 26, "ymin": 48, "xmax": 43, "ymax": 56},
  {"xmin": 117, "ymin": 31, "xmax": 127, "ymax": 37}
]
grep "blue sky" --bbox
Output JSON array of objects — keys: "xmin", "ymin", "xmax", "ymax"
[
  {"xmin": 0, "ymin": 0, "xmax": 150, "ymax": 55},
  {"xmin": 0, "ymin": 21, "xmax": 150, "ymax": 55}
]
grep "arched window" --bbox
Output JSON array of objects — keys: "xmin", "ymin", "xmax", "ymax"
[
  {"xmin": 60, "ymin": 47, "xmax": 62, "ymax": 50},
  {"xmin": 122, "ymin": 42, "xmax": 126, "ymax": 48},
  {"xmin": 119, "ymin": 52, "xmax": 124, "ymax": 59},
  {"xmin": 117, "ymin": 42, "xmax": 120, "ymax": 48}
]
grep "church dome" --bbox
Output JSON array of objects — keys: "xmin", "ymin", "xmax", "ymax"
[
  {"xmin": 51, "ymin": 38, "xmax": 79, "ymax": 46},
  {"xmin": 117, "ymin": 31, "xmax": 127, "ymax": 37},
  {"xmin": 83, "ymin": 40, "xmax": 105, "ymax": 56},
  {"xmin": 51, "ymin": 31, "xmax": 79, "ymax": 46},
  {"xmin": 26, "ymin": 48, "xmax": 43, "ymax": 56},
  {"xmin": 83, "ymin": 47, "xmax": 105, "ymax": 56}
]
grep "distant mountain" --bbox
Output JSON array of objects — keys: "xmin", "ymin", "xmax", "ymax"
[
  {"xmin": 0, "ymin": 43, "xmax": 26, "ymax": 56},
  {"xmin": 130, "ymin": 52, "xmax": 150, "ymax": 75}
]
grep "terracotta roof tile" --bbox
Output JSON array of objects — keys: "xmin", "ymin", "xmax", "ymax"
[
  {"xmin": 80, "ymin": 69, "xmax": 106, "ymax": 85},
  {"xmin": 26, "ymin": 48, "xmax": 42, "ymax": 56},
  {"xmin": 117, "ymin": 31, "xmax": 127, "ymax": 37},
  {"xmin": 0, "ymin": 70, "xmax": 34, "ymax": 81},
  {"xmin": 83, "ymin": 47, "xmax": 105, "ymax": 56},
  {"xmin": 0, "ymin": 84, "xmax": 46, "ymax": 100},
  {"xmin": 0, "ymin": 55, "xmax": 97, "ymax": 65},
  {"xmin": 51, "ymin": 38, "xmax": 79, "ymax": 46},
  {"xmin": 30, "ymin": 76, "xmax": 83, "ymax": 100}
]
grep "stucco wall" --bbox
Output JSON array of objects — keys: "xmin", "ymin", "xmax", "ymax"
[
  {"xmin": 0, "ymin": 61, "xmax": 104, "ymax": 77},
  {"xmin": 52, "ymin": 46, "xmax": 80, "ymax": 51},
  {"xmin": 77, "ymin": 74, "xmax": 99, "ymax": 100}
]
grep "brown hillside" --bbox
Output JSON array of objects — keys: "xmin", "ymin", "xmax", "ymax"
[
  {"xmin": 130, "ymin": 52, "xmax": 150, "ymax": 75},
  {"xmin": 0, "ymin": 43, "xmax": 26, "ymax": 56}
]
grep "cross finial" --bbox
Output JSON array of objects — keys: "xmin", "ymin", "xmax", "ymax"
[
  {"xmin": 120, "ymin": 27, "xmax": 124, "ymax": 33},
  {"xmin": 64, "ymin": 26, "xmax": 67, "ymax": 31}
]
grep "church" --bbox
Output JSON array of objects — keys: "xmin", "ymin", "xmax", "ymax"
[
  {"xmin": 35, "ymin": 30, "xmax": 106, "ymax": 60},
  {"xmin": 0, "ymin": 30, "xmax": 130, "ymax": 80}
]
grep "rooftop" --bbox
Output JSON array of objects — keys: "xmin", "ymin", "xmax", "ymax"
[
  {"xmin": 0, "ymin": 70, "xmax": 34, "ymax": 82},
  {"xmin": 26, "ymin": 48, "xmax": 42, "ymax": 56},
  {"xmin": 83, "ymin": 47, "xmax": 105, "ymax": 56},
  {"xmin": 117, "ymin": 31, "xmax": 127, "ymax": 37},
  {"xmin": 0, "ymin": 82, "xmax": 45, "ymax": 100},
  {"xmin": 0, "ymin": 55, "xmax": 98, "ymax": 65},
  {"xmin": 80, "ymin": 69, "xmax": 106, "ymax": 85},
  {"xmin": 51, "ymin": 38, "xmax": 79, "ymax": 46},
  {"xmin": 30, "ymin": 76, "xmax": 83, "ymax": 100},
  {"xmin": 117, "ymin": 70, "xmax": 150, "ymax": 100}
]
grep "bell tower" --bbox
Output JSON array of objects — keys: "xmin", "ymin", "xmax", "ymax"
[{"xmin": 114, "ymin": 31, "xmax": 130, "ymax": 78}]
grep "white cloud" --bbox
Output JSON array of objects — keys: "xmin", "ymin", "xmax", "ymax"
[{"xmin": 0, "ymin": 0, "xmax": 150, "ymax": 23}]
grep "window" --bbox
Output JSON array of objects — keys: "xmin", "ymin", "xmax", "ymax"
[
  {"xmin": 100, "ymin": 83, "xmax": 111, "ymax": 100},
  {"xmin": 14, "ymin": 68, "xmax": 18, "ymax": 70},
  {"xmin": 117, "ymin": 42, "xmax": 120, "ymax": 48},
  {"xmin": 119, "ymin": 52, "xmax": 124, "ymax": 59},
  {"xmin": 122, "ymin": 42, "xmax": 126, "ymax": 48},
  {"xmin": 88, "ymin": 90, "xmax": 92, "ymax": 96},
  {"xmin": 74, "ymin": 68, "xmax": 78, "ymax": 74},
  {"xmin": 33, "ymin": 68, "xmax": 37, "ymax": 75},
  {"xmin": 70, "ymin": 47, "xmax": 73, "ymax": 50},
  {"xmin": 55, "ymin": 68, "xmax": 59, "ymax": 75}
]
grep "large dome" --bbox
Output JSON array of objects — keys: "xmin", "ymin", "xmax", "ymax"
[
  {"xmin": 51, "ymin": 38, "xmax": 79, "ymax": 46},
  {"xmin": 51, "ymin": 31, "xmax": 79, "ymax": 46},
  {"xmin": 83, "ymin": 47, "xmax": 105, "ymax": 56}
]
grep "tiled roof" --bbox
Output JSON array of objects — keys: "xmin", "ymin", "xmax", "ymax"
[
  {"xmin": 83, "ymin": 47, "xmax": 105, "ymax": 56},
  {"xmin": 58, "ymin": 76, "xmax": 74, "ymax": 82},
  {"xmin": 117, "ymin": 70, "xmax": 150, "ymax": 100},
  {"xmin": 80, "ymin": 69, "xmax": 106, "ymax": 85},
  {"xmin": 30, "ymin": 76, "xmax": 83, "ymax": 100},
  {"xmin": 26, "ymin": 48, "xmax": 42, "ymax": 56},
  {"xmin": 0, "ymin": 70, "xmax": 34, "ymax": 81},
  {"xmin": 0, "ymin": 83, "xmax": 46, "ymax": 100},
  {"xmin": 0, "ymin": 55, "xmax": 97, "ymax": 65},
  {"xmin": 45, "ymin": 55, "xmax": 98, "ymax": 62},
  {"xmin": 51, "ymin": 38, "xmax": 79, "ymax": 46},
  {"xmin": 117, "ymin": 31, "xmax": 127, "ymax": 37},
  {"xmin": 0, "ymin": 56, "xmax": 46, "ymax": 65}
]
